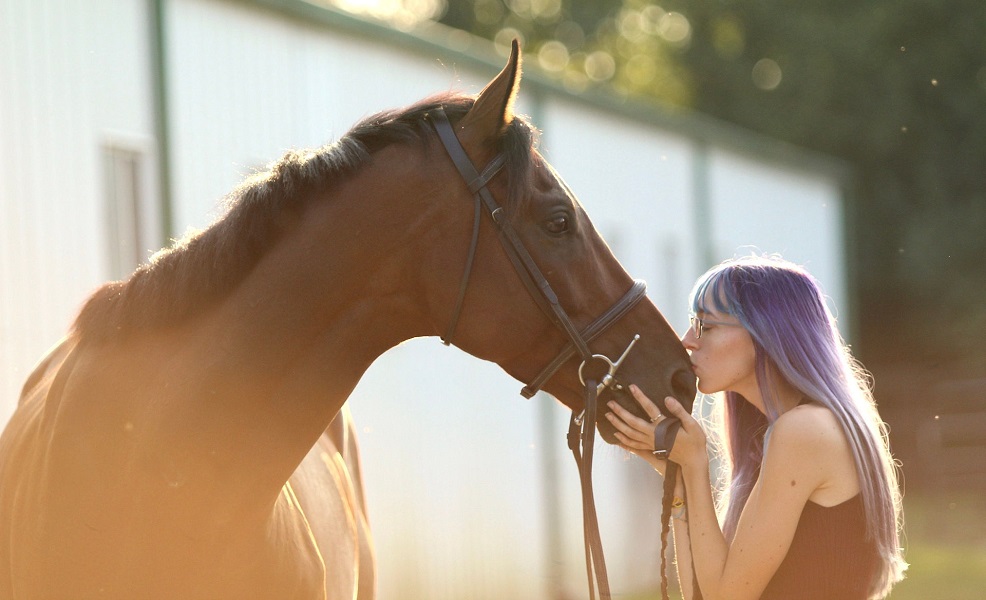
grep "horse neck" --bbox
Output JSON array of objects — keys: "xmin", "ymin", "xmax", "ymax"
[{"xmin": 154, "ymin": 153, "xmax": 443, "ymax": 509}]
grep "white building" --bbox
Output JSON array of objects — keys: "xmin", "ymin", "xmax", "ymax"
[{"xmin": 0, "ymin": 1, "xmax": 850, "ymax": 598}]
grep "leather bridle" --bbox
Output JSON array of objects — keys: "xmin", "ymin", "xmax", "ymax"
[{"xmin": 428, "ymin": 107, "xmax": 646, "ymax": 600}]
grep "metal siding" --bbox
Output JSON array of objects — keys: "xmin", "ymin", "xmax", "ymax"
[
  {"xmin": 707, "ymin": 148, "xmax": 848, "ymax": 318},
  {"xmin": 0, "ymin": 0, "xmax": 157, "ymax": 423}
]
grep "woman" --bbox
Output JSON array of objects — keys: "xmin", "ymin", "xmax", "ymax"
[{"xmin": 607, "ymin": 255, "xmax": 906, "ymax": 600}]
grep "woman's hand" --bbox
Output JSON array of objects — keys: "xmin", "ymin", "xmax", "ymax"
[
  {"xmin": 606, "ymin": 384, "xmax": 709, "ymax": 473},
  {"xmin": 605, "ymin": 391, "xmax": 669, "ymax": 474}
]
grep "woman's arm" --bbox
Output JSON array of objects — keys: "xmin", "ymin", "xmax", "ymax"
[
  {"xmin": 606, "ymin": 390, "xmax": 724, "ymax": 599},
  {"xmin": 614, "ymin": 391, "xmax": 846, "ymax": 600},
  {"xmin": 719, "ymin": 406, "xmax": 853, "ymax": 596}
]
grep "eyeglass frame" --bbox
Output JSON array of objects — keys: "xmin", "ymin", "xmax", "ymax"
[{"xmin": 688, "ymin": 314, "xmax": 743, "ymax": 339}]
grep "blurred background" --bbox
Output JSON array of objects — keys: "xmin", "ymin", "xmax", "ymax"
[{"xmin": 1, "ymin": 0, "xmax": 984, "ymax": 598}]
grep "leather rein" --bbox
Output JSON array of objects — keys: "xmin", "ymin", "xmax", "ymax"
[{"xmin": 428, "ymin": 107, "xmax": 647, "ymax": 600}]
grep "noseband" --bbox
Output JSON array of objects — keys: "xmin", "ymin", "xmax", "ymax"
[{"xmin": 429, "ymin": 107, "xmax": 645, "ymax": 600}]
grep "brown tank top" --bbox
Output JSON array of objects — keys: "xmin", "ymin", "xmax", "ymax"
[{"xmin": 759, "ymin": 494, "xmax": 879, "ymax": 600}]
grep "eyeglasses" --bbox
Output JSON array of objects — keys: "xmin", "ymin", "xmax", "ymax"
[{"xmin": 689, "ymin": 314, "xmax": 743, "ymax": 339}]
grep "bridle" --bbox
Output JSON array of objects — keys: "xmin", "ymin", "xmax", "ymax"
[{"xmin": 428, "ymin": 107, "xmax": 647, "ymax": 600}]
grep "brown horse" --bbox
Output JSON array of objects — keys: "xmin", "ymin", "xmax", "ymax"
[{"xmin": 0, "ymin": 43, "xmax": 694, "ymax": 599}]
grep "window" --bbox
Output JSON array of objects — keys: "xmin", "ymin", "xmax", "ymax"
[{"xmin": 103, "ymin": 147, "xmax": 145, "ymax": 279}]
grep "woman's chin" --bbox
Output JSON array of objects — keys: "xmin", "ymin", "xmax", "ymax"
[{"xmin": 696, "ymin": 379, "xmax": 718, "ymax": 395}]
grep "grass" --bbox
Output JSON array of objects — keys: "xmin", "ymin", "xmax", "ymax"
[
  {"xmin": 621, "ymin": 491, "xmax": 986, "ymax": 599},
  {"xmin": 889, "ymin": 491, "xmax": 986, "ymax": 599},
  {"xmin": 890, "ymin": 541, "xmax": 986, "ymax": 599}
]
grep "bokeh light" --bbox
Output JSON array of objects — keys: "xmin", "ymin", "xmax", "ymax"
[
  {"xmin": 537, "ymin": 40, "xmax": 570, "ymax": 72},
  {"xmin": 657, "ymin": 11, "xmax": 691, "ymax": 47},
  {"xmin": 494, "ymin": 27, "xmax": 525, "ymax": 54},
  {"xmin": 751, "ymin": 58, "xmax": 782, "ymax": 90},
  {"xmin": 584, "ymin": 50, "xmax": 616, "ymax": 82}
]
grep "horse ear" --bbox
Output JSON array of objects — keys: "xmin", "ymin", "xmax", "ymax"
[{"xmin": 459, "ymin": 39, "xmax": 521, "ymax": 140}]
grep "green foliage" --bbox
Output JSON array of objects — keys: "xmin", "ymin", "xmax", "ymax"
[{"xmin": 892, "ymin": 542, "xmax": 986, "ymax": 599}]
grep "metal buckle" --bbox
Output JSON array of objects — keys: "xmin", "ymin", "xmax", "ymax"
[{"xmin": 577, "ymin": 334, "xmax": 640, "ymax": 394}]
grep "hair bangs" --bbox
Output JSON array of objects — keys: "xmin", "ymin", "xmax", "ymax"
[{"xmin": 690, "ymin": 265, "xmax": 736, "ymax": 318}]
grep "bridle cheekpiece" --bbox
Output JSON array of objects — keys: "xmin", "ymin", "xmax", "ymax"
[{"xmin": 428, "ymin": 106, "xmax": 649, "ymax": 600}]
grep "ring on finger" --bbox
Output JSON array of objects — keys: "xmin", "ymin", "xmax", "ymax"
[{"xmin": 650, "ymin": 415, "xmax": 662, "ymax": 423}]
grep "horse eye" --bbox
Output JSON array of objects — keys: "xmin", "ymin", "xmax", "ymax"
[{"xmin": 545, "ymin": 215, "xmax": 569, "ymax": 234}]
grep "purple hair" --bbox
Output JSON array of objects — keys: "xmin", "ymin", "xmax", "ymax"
[{"xmin": 690, "ymin": 255, "xmax": 906, "ymax": 598}]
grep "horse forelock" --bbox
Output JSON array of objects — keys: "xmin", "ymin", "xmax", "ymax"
[{"xmin": 73, "ymin": 91, "xmax": 540, "ymax": 341}]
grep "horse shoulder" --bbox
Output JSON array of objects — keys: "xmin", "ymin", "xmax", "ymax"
[
  {"xmin": 0, "ymin": 336, "xmax": 82, "ymax": 595},
  {"xmin": 282, "ymin": 412, "xmax": 375, "ymax": 600}
]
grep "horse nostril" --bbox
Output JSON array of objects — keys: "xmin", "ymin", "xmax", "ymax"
[{"xmin": 671, "ymin": 368, "xmax": 696, "ymax": 408}]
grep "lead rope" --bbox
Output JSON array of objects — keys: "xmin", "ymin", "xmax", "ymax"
[
  {"xmin": 654, "ymin": 427, "xmax": 703, "ymax": 600},
  {"xmin": 659, "ymin": 462, "xmax": 677, "ymax": 600},
  {"xmin": 568, "ymin": 381, "xmax": 611, "ymax": 600}
]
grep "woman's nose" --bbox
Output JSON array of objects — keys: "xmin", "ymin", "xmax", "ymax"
[{"xmin": 681, "ymin": 327, "xmax": 698, "ymax": 350}]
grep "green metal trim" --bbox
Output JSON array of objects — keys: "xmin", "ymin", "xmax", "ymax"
[
  {"xmin": 691, "ymin": 140, "xmax": 714, "ymax": 272},
  {"xmin": 150, "ymin": 0, "xmax": 174, "ymax": 241},
  {"xmin": 839, "ymin": 173, "xmax": 861, "ymax": 347}
]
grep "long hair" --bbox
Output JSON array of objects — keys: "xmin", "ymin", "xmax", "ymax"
[{"xmin": 690, "ymin": 255, "xmax": 906, "ymax": 599}]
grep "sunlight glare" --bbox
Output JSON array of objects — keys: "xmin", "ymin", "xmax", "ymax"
[{"xmin": 322, "ymin": 0, "xmax": 445, "ymax": 28}]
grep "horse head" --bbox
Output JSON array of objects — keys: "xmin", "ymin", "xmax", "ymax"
[{"xmin": 423, "ymin": 41, "xmax": 696, "ymax": 442}]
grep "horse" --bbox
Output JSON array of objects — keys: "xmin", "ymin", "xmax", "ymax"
[{"xmin": 0, "ymin": 42, "xmax": 695, "ymax": 599}]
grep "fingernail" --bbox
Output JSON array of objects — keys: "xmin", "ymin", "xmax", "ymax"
[
  {"xmin": 630, "ymin": 384, "xmax": 639, "ymax": 393},
  {"xmin": 665, "ymin": 397, "xmax": 680, "ymax": 408}
]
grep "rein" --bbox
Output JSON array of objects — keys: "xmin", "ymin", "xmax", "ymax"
[{"xmin": 428, "ymin": 107, "xmax": 649, "ymax": 600}]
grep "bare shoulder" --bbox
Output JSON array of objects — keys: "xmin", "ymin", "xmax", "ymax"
[
  {"xmin": 768, "ymin": 401, "xmax": 859, "ymax": 504},
  {"xmin": 769, "ymin": 402, "xmax": 846, "ymax": 451}
]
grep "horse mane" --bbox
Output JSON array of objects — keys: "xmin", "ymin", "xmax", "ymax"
[{"xmin": 73, "ymin": 91, "xmax": 538, "ymax": 341}]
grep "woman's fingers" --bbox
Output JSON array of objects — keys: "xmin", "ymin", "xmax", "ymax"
[
  {"xmin": 605, "ymin": 405, "xmax": 650, "ymax": 446},
  {"xmin": 628, "ymin": 385, "xmax": 666, "ymax": 423},
  {"xmin": 663, "ymin": 396, "xmax": 694, "ymax": 428},
  {"xmin": 612, "ymin": 429, "xmax": 647, "ymax": 450}
]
